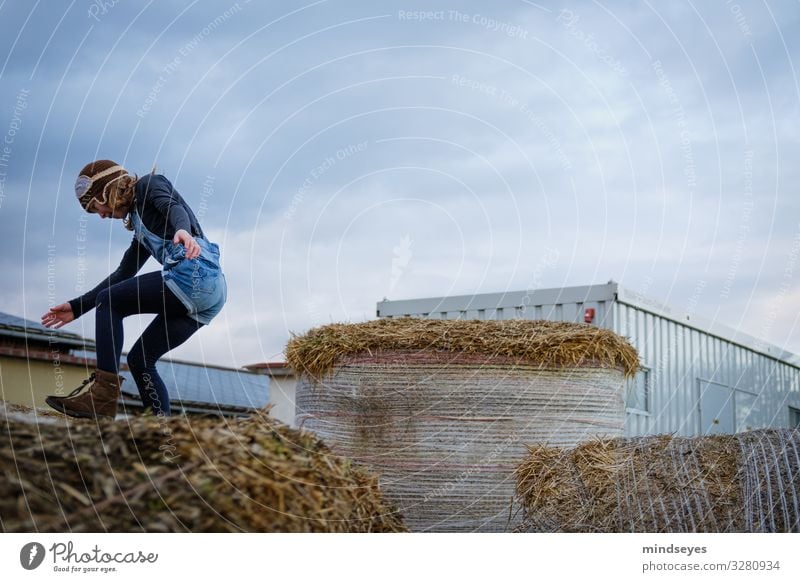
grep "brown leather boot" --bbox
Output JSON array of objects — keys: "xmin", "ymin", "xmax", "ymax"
[{"xmin": 45, "ymin": 369, "xmax": 123, "ymax": 420}]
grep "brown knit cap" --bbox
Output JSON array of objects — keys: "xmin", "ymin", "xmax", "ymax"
[{"xmin": 74, "ymin": 159, "xmax": 131, "ymax": 211}]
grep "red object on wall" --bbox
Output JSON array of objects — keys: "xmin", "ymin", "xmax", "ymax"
[{"xmin": 584, "ymin": 307, "xmax": 596, "ymax": 323}]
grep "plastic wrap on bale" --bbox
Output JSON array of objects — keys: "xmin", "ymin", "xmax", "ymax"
[{"xmin": 286, "ymin": 317, "xmax": 639, "ymax": 532}]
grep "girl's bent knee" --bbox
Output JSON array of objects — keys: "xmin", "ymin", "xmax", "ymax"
[{"xmin": 95, "ymin": 288, "xmax": 111, "ymax": 309}]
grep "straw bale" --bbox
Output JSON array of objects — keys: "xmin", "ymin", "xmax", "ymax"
[
  {"xmin": 514, "ymin": 429, "xmax": 800, "ymax": 532},
  {"xmin": 286, "ymin": 317, "xmax": 640, "ymax": 382},
  {"xmin": 295, "ymin": 345, "xmax": 632, "ymax": 531},
  {"xmin": 0, "ymin": 401, "xmax": 406, "ymax": 532}
]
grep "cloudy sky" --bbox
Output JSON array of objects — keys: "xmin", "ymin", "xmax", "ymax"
[{"xmin": 0, "ymin": 0, "xmax": 798, "ymax": 367}]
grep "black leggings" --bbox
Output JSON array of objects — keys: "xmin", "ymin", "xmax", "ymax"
[{"xmin": 94, "ymin": 271, "xmax": 203, "ymax": 415}]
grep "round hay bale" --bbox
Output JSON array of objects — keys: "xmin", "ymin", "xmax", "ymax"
[
  {"xmin": 0, "ymin": 401, "xmax": 406, "ymax": 532},
  {"xmin": 287, "ymin": 317, "xmax": 639, "ymax": 532},
  {"xmin": 514, "ymin": 428, "xmax": 800, "ymax": 532}
]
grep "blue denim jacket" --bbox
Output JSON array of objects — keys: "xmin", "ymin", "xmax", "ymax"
[{"xmin": 131, "ymin": 209, "xmax": 227, "ymax": 324}]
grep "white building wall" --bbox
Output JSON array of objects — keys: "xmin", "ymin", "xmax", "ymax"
[{"xmin": 268, "ymin": 375, "xmax": 298, "ymax": 427}]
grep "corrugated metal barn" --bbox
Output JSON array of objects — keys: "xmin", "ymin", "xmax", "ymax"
[{"xmin": 376, "ymin": 281, "xmax": 800, "ymax": 437}]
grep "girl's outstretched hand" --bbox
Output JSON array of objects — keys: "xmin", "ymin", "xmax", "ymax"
[
  {"xmin": 42, "ymin": 303, "xmax": 75, "ymax": 329},
  {"xmin": 173, "ymin": 229, "xmax": 200, "ymax": 259}
]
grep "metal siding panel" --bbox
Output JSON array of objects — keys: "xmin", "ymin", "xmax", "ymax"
[
  {"xmin": 763, "ymin": 362, "xmax": 775, "ymax": 428},
  {"xmin": 720, "ymin": 338, "xmax": 730, "ymax": 388},
  {"xmin": 664, "ymin": 319, "xmax": 674, "ymax": 436},
  {"xmin": 755, "ymin": 353, "xmax": 763, "ymax": 400},
  {"xmin": 597, "ymin": 300, "xmax": 611, "ymax": 329},
  {"xmin": 764, "ymin": 356, "xmax": 773, "ymax": 422},
  {"xmin": 631, "ymin": 306, "xmax": 647, "ymax": 437},
  {"xmin": 723, "ymin": 338, "xmax": 732, "ymax": 387},
  {"xmin": 562, "ymin": 302, "xmax": 578, "ymax": 323},
  {"xmin": 688, "ymin": 325, "xmax": 701, "ymax": 436},
  {"xmin": 697, "ymin": 329, "xmax": 706, "ymax": 384},
  {"xmin": 786, "ymin": 363, "xmax": 797, "ymax": 424},
  {"xmin": 618, "ymin": 304, "xmax": 628, "ymax": 340},
  {"xmin": 707, "ymin": 335, "xmax": 715, "ymax": 383},
  {"xmin": 625, "ymin": 305, "xmax": 635, "ymax": 352},
  {"xmin": 768, "ymin": 358, "xmax": 781, "ymax": 427},
  {"xmin": 713, "ymin": 337, "xmax": 721, "ymax": 385},
  {"xmin": 772, "ymin": 361, "xmax": 784, "ymax": 427},
  {"xmin": 670, "ymin": 321, "xmax": 680, "ymax": 436},
  {"xmin": 635, "ymin": 307, "xmax": 645, "ymax": 362},
  {"xmin": 677, "ymin": 323, "xmax": 691, "ymax": 436},
  {"xmin": 732, "ymin": 345, "xmax": 746, "ymax": 391},
  {"xmin": 690, "ymin": 327, "xmax": 703, "ymax": 435},
  {"xmin": 671, "ymin": 319, "xmax": 681, "ymax": 436},
  {"xmin": 648, "ymin": 311, "xmax": 660, "ymax": 436},
  {"xmin": 659, "ymin": 318, "xmax": 668, "ymax": 436}
]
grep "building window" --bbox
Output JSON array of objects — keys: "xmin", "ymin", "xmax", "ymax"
[
  {"xmin": 790, "ymin": 406, "xmax": 800, "ymax": 428},
  {"xmin": 626, "ymin": 367, "xmax": 650, "ymax": 413}
]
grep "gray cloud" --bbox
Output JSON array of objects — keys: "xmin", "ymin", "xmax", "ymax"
[{"xmin": 1, "ymin": 0, "xmax": 798, "ymax": 366}]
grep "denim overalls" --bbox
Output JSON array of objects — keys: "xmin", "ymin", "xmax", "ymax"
[{"xmin": 131, "ymin": 210, "xmax": 227, "ymax": 324}]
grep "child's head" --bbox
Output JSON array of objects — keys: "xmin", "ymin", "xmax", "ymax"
[{"xmin": 75, "ymin": 159, "xmax": 137, "ymax": 224}]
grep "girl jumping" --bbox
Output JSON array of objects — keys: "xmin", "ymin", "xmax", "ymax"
[{"xmin": 41, "ymin": 159, "xmax": 227, "ymax": 419}]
